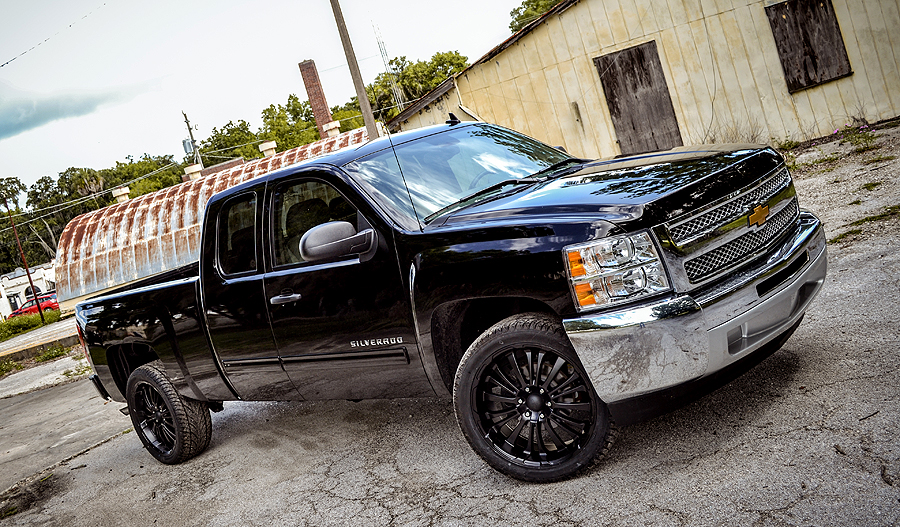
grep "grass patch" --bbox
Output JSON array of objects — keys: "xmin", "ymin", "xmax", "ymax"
[
  {"xmin": 863, "ymin": 155, "xmax": 896, "ymax": 165},
  {"xmin": 849, "ymin": 205, "xmax": 900, "ymax": 227},
  {"xmin": 829, "ymin": 205, "xmax": 900, "ymax": 244},
  {"xmin": 776, "ymin": 138, "xmax": 800, "ymax": 151},
  {"xmin": 834, "ymin": 123, "xmax": 878, "ymax": 152},
  {"xmin": 0, "ymin": 310, "xmax": 61, "ymax": 343},
  {"xmin": 811, "ymin": 154, "xmax": 840, "ymax": 166},
  {"xmin": 790, "ymin": 153, "xmax": 839, "ymax": 172},
  {"xmin": 63, "ymin": 363, "xmax": 92, "ymax": 378},
  {"xmin": 34, "ymin": 345, "xmax": 70, "ymax": 363},
  {"xmin": 859, "ymin": 182, "xmax": 882, "ymax": 192},
  {"xmin": 0, "ymin": 359, "xmax": 24, "ymax": 377},
  {"xmin": 829, "ymin": 229, "xmax": 863, "ymax": 244},
  {"xmin": 849, "ymin": 199, "xmax": 861, "ymax": 205}
]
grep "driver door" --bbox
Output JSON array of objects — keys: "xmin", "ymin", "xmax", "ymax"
[{"xmin": 263, "ymin": 174, "xmax": 433, "ymax": 400}]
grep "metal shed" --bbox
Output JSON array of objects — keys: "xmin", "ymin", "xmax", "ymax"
[{"xmin": 55, "ymin": 127, "xmax": 368, "ymax": 310}]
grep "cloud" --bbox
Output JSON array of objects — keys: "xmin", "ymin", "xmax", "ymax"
[{"xmin": 0, "ymin": 84, "xmax": 138, "ymax": 141}]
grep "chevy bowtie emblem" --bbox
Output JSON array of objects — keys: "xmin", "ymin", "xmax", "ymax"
[{"xmin": 749, "ymin": 204, "xmax": 769, "ymax": 227}]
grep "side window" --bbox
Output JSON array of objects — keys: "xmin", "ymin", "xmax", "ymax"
[
  {"xmin": 218, "ymin": 194, "xmax": 257, "ymax": 275},
  {"xmin": 272, "ymin": 179, "xmax": 358, "ymax": 266}
]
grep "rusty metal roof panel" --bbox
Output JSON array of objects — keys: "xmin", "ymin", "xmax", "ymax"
[{"xmin": 56, "ymin": 127, "xmax": 369, "ymax": 305}]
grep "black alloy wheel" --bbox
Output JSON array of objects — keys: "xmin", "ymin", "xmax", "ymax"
[
  {"xmin": 454, "ymin": 313, "xmax": 615, "ymax": 482},
  {"xmin": 133, "ymin": 382, "xmax": 177, "ymax": 455},
  {"xmin": 126, "ymin": 362, "xmax": 212, "ymax": 464}
]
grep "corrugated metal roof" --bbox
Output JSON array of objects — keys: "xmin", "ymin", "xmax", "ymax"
[{"xmin": 56, "ymin": 127, "xmax": 368, "ymax": 306}]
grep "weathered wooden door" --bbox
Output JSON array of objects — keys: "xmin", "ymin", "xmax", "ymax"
[{"xmin": 594, "ymin": 41, "xmax": 683, "ymax": 155}]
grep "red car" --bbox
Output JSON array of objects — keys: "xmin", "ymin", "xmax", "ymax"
[{"xmin": 8, "ymin": 293, "xmax": 59, "ymax": 318}]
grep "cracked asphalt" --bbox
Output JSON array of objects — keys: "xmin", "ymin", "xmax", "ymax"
[{"xmin": 2, "ymin": 127, "xmax": 899, "ymax": 525}]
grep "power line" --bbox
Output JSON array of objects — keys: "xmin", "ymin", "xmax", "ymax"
[
  {"xmin": 1, "ymin": 2, "xmax": 110, "ymax": 69},
  {"xmin": 3, "ymin": 161, "xmax": 180, "ymax": 221},
  {"xmin": 0, "ymin": 162, "xmax": 177, "ymax": 234}
]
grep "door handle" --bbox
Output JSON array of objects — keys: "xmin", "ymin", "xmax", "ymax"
[{"xmin": 269, "ymin": 292, "xmax": 302, "ymax": 305}]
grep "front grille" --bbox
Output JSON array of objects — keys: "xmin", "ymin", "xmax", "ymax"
[
  {"xmin": 683, "ymin": 199, "xmax": 799, "ymax": 282},
  {"xmin": 668, "ymin": 167, "xmax": 790, "ymax": 244}
]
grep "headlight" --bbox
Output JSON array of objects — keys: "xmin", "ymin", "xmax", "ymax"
[{"xmin": 564, "ymin": 232, "xmax": 670, "ymax": 311}]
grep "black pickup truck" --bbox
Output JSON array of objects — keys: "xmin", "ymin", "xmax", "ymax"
[{"xmin": 76, "ymin": 121, "xmax": 826, "ymax": 482}]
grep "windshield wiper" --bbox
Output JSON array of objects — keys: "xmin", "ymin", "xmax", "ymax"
[
  {"xmin": 424, "ymin": 178, "xmax": 539, "ymax": 223},
  {"xmin": 530, "ymin": 158, "xmax": 589, "ymax": 179}
]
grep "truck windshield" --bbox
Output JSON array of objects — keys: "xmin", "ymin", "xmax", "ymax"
[{"xmin": 344, "ymin": 124, "xmax": 572, "ymax": 229}]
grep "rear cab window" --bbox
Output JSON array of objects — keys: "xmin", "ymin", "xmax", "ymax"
[{"xmin": 217, "ymin": 194, "xmax": 257, "ymax": 276}]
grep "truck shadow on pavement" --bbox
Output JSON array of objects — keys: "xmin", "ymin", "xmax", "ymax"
[{"xmin": 615, "ymin": 345, "xmax": 805, "ymax": 464}]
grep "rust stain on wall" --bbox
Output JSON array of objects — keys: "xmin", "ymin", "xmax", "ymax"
[{"xmin": 56, "ymin": 127, "xmax": 368, "ymax": 304}]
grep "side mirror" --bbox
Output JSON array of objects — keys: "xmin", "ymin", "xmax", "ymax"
[{"xmin": 299, "ymin": 221, "xmax": 376, "ymax": 262}]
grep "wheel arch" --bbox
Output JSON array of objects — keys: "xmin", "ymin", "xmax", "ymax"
[
  {"xmin": 106, "ymin": 342, "xmax": 160, "ymax": 400},
  {"xmin": 430, "ymin": 297, "xmax": 557, "ymax": 393}
]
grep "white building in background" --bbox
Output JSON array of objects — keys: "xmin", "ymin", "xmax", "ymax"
[
  {"xmin": 0, "ymin": 261, "xmax": 56, "ymax": 319},
  {"xmin": 391, "ymin": 0, "xmax": 900, "ymax": 156}
]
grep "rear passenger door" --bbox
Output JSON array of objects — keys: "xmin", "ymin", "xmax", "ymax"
[
  {"xmin": 262, "ymin": 172, "xmax": 433, "ymax": 400},
  {"xmin": 201, "ymin": 182, "xmax": 299, "ymax": 400}
]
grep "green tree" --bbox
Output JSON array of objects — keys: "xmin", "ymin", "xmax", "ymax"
[
  {"xmin": 259, "ymin": 95, "xmax": 320, "ymax": 150},
  {"xmin": 198, "ymin": 120, "xmax": 261, "ymax": 165},
  {"xmin": 100, "ymin": 154, "xmax": 183, "ymax": 199},
  {"xmin": 0, "ymin": 177, "xmax": 26, "ymax": 208},
  {"xmin": 0, "ymin": 177, "xmax": 47, "ymax": 275},
  {"xmin": 331, "ymin": 98, "xmax": 364, "ymax": 133},
  {"xmin": 24, "ymin": 175, "xmax": 73, "ymax": 260},
  {"xmin": 509, "ymin": 0, "xmax": 563, "ymax": 32},
  {"xmin": 367, "ymin": 51, "xmax": 469, "ymax": 121}
]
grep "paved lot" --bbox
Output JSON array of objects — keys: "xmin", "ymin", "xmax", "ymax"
[
  {"xmin": 0, "ymin": 379, "xmax": 130, "ymax": 493},
  {"xmin": 1, "ymin": 132, "xmax": 898, "ymax": 525}
]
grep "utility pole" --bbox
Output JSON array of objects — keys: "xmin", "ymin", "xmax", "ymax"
[
  {"xmin": 3, "ymin": 197, "xmax": 45, "ymax": 324},
  {"xmin": 329, "ymin": 0, "xmax": 379, "ymax": 139},
  {"xmin": 183, "ymin": 111, "xmax": 203, "ymax": 168}
]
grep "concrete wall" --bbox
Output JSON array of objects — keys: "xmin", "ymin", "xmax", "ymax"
[{"xmin": 436, "ymin": 0, "xmax": 900, "ymax": 157}]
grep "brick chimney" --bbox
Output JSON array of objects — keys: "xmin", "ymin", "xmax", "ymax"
[{"xmin": 299, "ymin": 60, "xmax": 335, "ymax": 139}]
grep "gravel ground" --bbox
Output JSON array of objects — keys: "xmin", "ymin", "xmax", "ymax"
[{"xmin": 2, "ymin": 123, "xmax": 898, "ymax": 526}]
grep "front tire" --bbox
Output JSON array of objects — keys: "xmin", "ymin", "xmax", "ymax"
[
  {"xmin": 453, "ymin": 313, "xmax": 615, "ymax": 482},
  {"xmin": 125, "ymin": 362, "xmax": 212, "ymax": 464}
]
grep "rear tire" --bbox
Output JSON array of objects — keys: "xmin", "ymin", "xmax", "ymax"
[
  {"xmin": 453, "ymin": 313, "xmax": 616, "ymax": 482},
  {"xmin": 126, "ymin": 362, "xmax": 212, "ymax": 464}
]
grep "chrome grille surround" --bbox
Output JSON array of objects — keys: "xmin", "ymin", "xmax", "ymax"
[
  {"xmin": 668, "ymin": 167, "xmax": 791, "ymax": 245},
  {"xmin": 653, "ymin": 164, "xmax": 802, "ymax": 292},
  {"xmin": 683, "ymin": 199, "xmax": 799, "ymax": 282}
]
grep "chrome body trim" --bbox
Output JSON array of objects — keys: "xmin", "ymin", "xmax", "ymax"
[
  {"xmin": 563, "ymin": 212, "xmax": 826, "ymax": 403},
  {"xmin": 655, "ymin": 165, "xmax": 800, "ymax": 291}
]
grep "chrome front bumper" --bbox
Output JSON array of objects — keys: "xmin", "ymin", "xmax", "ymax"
[{"xmin": 562, "ymin": 211, "xmax": 826, "ymax": 404}]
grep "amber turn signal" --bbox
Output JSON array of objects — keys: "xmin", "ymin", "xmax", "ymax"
[
  {"xmin": 574, "ymin": 282, "xmax": 596, "ymax": 306},
  {"xmin": 567, "ymin": 251, "xmax": 586, "ymax": 277}
]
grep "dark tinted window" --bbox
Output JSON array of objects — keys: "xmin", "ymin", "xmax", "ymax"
[
  {"xmin": 218, "ymin": 194, "xmax": 257, "ymax": 275},
  {"xmin": 345, "ymin": 124, "xmax": 570, "ymax": 228},
  {"xmin": 271, "ymin": 179, "xmax": 359, "ymax": 266}
]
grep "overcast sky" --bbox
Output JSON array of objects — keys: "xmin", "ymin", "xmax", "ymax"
[{"xmin": 0, "ymin": 0, "xmax": 521, "ymax": 191}]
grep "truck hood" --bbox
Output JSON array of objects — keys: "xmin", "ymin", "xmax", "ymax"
[{"xmin": 431, "ymin": 145, "xmax": 783, "ymax": 231}]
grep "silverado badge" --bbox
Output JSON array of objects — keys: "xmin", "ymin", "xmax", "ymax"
[{"xmin": 749, "ymin": 204, "xmax": 769, "ymax": 227}]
